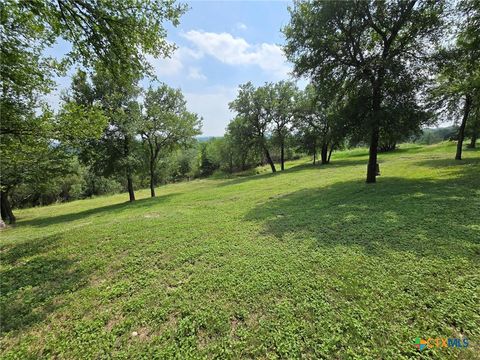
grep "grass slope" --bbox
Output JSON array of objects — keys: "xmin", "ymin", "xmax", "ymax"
[{"xmin": 1, "ymin": 142, "xmax": 479, "ymax": 359}]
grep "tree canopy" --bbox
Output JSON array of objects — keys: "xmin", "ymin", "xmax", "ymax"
[
  {"xmin": 141, "ymin": 85, "xmax": 202, "ymax": 197},
  {"xmin": 284, "ymin": 0, "xmax": 445, "ymax": 182},
  {"xmin": 0, "ymin": 0, "xmax": 187, "ymax": 222}
]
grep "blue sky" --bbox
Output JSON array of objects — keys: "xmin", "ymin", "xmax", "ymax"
[{"xmin": 47, "ymin": 0, "xmax": 296, "ymax": 136}]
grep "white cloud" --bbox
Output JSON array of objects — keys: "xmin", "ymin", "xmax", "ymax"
[
  {"xmin": 147, "ymin": 53, "xmax": 183, "ymax": 77},
  {"xmin": 181, "ymin": 30, "xmax": 291, "ymax": 79},
  {"xmin": 147, "ymin": 46, "xmax": 202, "ymax": 78},
  {"xmin": 236, "ymin": 22, "xmax": 248, "ymax": 31},
  {"xmin": 187, "ymin": 66, "xmax": 207, "ymax": 80},
  {"xmin": 184, "ymin": 86, "xmax": 237, "ymax": 136}
]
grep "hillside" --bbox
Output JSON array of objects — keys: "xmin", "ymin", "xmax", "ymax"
[{"xmin": 1, "ymin": 142, "xmax": 479, "ymax": 359}]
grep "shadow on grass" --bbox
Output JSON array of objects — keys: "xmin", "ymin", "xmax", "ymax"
[
  {"xmin": 245, "ymin": 159, "xmax": 480, "ymax": 261},
  {"xmin": 415, "ymin": 156, "xmax": 480, "ymax": 168},
  {"xmin": 18, "ymin": 193, "xmax": 178, "ymax": 228},
  {"xmin": 0, "ymin": 234, "xmax": 90, "ymax": 334}
]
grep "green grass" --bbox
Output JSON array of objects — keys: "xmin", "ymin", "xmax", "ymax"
[{"xmin": 1, "ymin": 142, "xmax": 479, "ymax": 359}]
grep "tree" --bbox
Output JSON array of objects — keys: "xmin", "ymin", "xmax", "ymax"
[
  {"xmin": 93, "ymin": 67, "xmax": 143, "ymax": 202},
  {"xmin": 199, "ymin": 143, "xmax": 218, "ymax": 177},
  {"xmin": 431, "ymin": 0, "xmax": 480, "ymax": 159},
  {"xmin": 1, "ymin": 1, "xmax": 58, "ymax": 223},
  {"xmin": 21, "ymin": 0, "xmax": 187, "ymax": 76},
  {"xmin": 294, "ymin": 119, "xmax": 321, "ymax": 165},
  {"xmin": 140, "ymin": 85, "xmax": 201, "ymax": 197},
  {"xmin": 284, "ymin": 0, "xmax": 444, "ymax": 182},
  {"xmin": 466, "ymin": 99, "xmax": 480, "ymax": 148},
  {"xmin": 295, "ymin": 83, "xmax": 346, "ymax": 164},
  {"xmin": 267, "ymin": 81, "xmax": 298, "ymax": 171},
  {"xmin": 1, "ymin": 0, "xmax": 186, "ymax": 141},
  {"xmin": 224, "ymin": 116, "xmax": 260, "ymax": 172},
  {"xmin": 229, "ymin": 82, "xmax": 277, "ymax": 173},
  {"xmin": 346, "ymin": 73, "xmax": 431, "ymax": 152},
  {"xmin": 65, "ymin": 66, "xmax": 143, "ymax": 202}
]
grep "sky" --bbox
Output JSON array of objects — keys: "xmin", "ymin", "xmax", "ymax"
[{"xmin": 46, "ymin": 0, "xmax": 297, "ymax": 137}]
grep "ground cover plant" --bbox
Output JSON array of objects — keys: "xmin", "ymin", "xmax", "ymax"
[{"xmin": 1, "ymin": 142, "xmax": 479, "ymax": 359}]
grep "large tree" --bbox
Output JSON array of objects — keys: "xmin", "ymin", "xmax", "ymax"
[
  {"xmin": 62, "ymin": 67, "xmax": 142, "ymax": 202},
  {"xmin": 22, "ymin": 0, "xmax": 186, "ymax": 75},
  {"xmin": 1, "ymin": 0, "xmax": 186, "ymax": 139},
  {"xmin": 140, "ymin": 85, "xmax": 201, "ymax": 197},
  {"xmin": 268, "ymin": 81, "xmax": 298, "ymax": 171},
  {"xmin": 93, "ymin": 67, "xmax": 143, "ymax": 202},
  {"xmin": 284, "ymin": 0, "xmax": 444, "ymax": 182},
  {"xmin": 431, "ymin": 0, "xmax": 480, "ymax": 160},
  {"xmin": 229, "ymin": 82, "xmax": 277, "ymax": 173}
]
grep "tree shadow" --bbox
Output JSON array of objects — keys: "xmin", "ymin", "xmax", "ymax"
[
  {"xmin": 0, "ymin": 234, "xmax": 90, "ymax": 334},
  {"xmin": 414, "ymin": 156, "xmax": 480, "ymax": 168},
  {"xmin": 244, "ymin": 160, "xmax": 479, "ymax": 261},
  {"xmin": 464, "ymin": 145, "xmax": 480, "ymax": 153},
  {"xmin": 17, "ymin": 193, "xmax": 179, "ymax": 228}
]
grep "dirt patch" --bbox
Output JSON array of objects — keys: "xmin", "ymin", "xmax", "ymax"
[{"xmin": 106, "ymin": 315, "xmax": 124, "ymax": 331}]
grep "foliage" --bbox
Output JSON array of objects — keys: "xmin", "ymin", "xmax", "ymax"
[
  {"xmin": 141, "ymin": 84, "xmax": 201, "ymax": 196},
  {"xmin": 284, "ymin": 0, "xmax": 445, "ymax": 181},
  {"xmin": 219, "ymin": 118, "xmax": 259, "ymax": 173},
  {"xmin": 415, "ymin": 126, "xmax": 459, "ymax": 145},
  {"xmin": 430, "ymin": 0, "xmax": 480, "ymax": 158},
  {"xmin": 295, "ymin": 83, "xmax": 347, "ymax": 163},
  {"xmin": 198, "ymin": 142, "xmax": 219, "ymax": 177},
  {"xmin": 267, "ymin": 81, "xmax": 298, "ymax": 170},
  {"xmin": 229, "ymin": 82, "xmax": 284, "ymax": 173},
  {"xmin": 20, "ymin": 0, "xmax": 187, "ymax": 76},
  {"xmin": 0, "ymin": 0, "xmax": 186, "ymax": 221}
]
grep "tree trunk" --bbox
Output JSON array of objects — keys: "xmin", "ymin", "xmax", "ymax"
[
  {"xmin": 124, "ymin": 136, "xmax": 136, "ymax": 201},
  {"xmin": 264, "ymin": 146, "xmax": 276, "ymax": 173},
  {"xmin": 320, "ymin": 143, "xmax": 328, "ymax": 164},
  {"xmin": 127, "ymin": 174, "xmax": 135, "ymax": 202},
  {"xmin": 367, "ymin": 78, "xmax": 382, "ymax": 183},
  {"xmin": 149, "ymin": 159, "xmax": 156, "ymax": 198},
  {"xmin": 0, "ymin": 190, "xmax": 16, "ymax": 224},
  {"xmin": 470, "ymin": 133, "xmax": 477, "ymax": 149},
  {"xmin": 280, "ymin": 141, "xmax": 285, "ymax": 171},
  {"xmin": 456, "ymin": 94, "xmax": 472, "ymax": 160},
  {"xmin": 312, "ymin": 141, "xmax": 316, "ymax": 165},
  {"xmin": 327, "ymin": 144, "xmax": 334, "ymax": 163},
  {"xmin": 366, "ymin": 125, "xmax": 380, "ymax": 183}
]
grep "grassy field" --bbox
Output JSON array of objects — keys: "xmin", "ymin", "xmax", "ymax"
[{"xmin": 1, "ymin": 142, "xmax": 479, "ymax": 359}]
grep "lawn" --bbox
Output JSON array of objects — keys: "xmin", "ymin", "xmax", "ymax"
[{"xmin": 1, "ymin": 142, "xmax": 479, "ymax": 359}]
